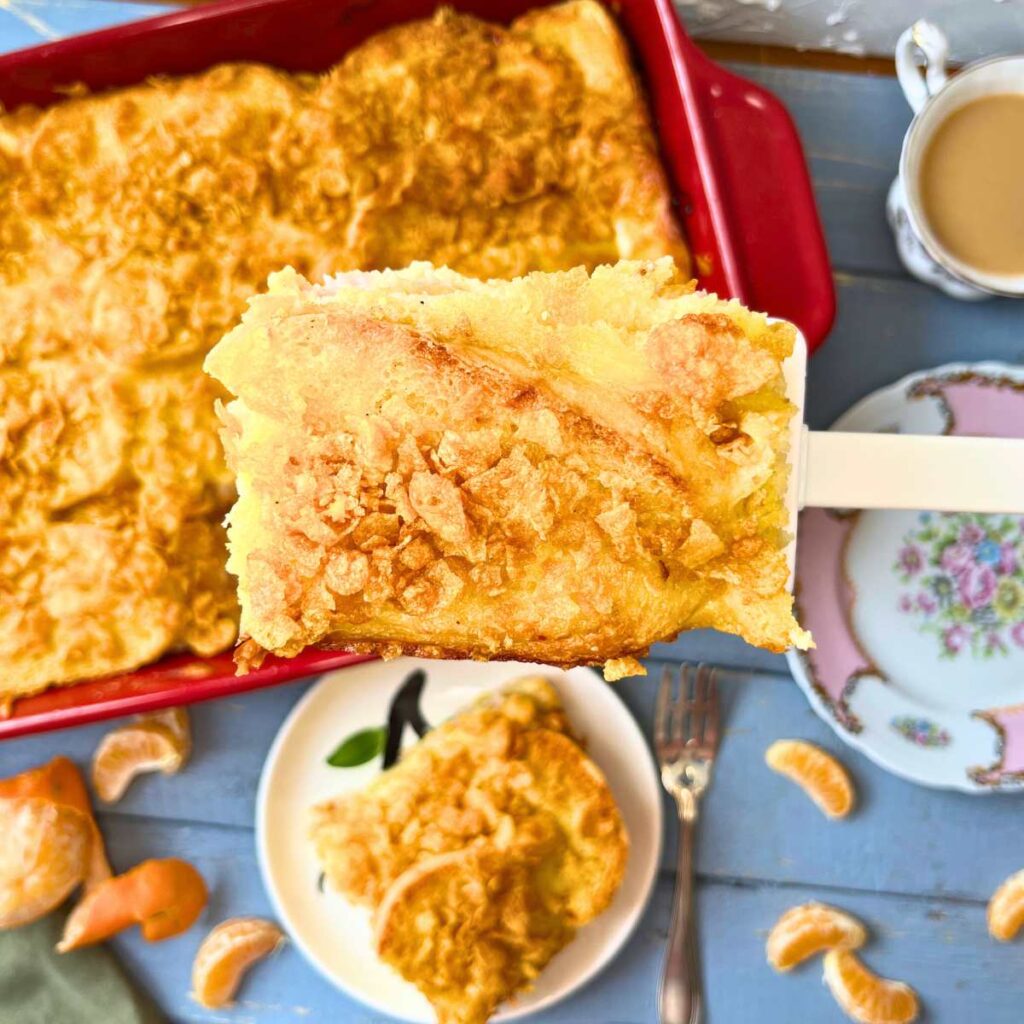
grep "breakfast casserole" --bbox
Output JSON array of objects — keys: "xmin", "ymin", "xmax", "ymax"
[
  {"xmin": 311, "ymin": 676, "xmax": 628, "ymax": 1024},
  {"xmin": 206, "ymin": 259, "xmax": 809, "ymax": 680},
  {"xmin": 311, "ymin": 676, "xmax": 626, "ymax": 915},
  {"xmin": 0, "ymin": 0, "xmax": 687, "ymax": 707}
]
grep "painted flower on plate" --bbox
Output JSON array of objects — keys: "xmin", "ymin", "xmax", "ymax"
[
  {"xmin": 960, "ymin": 522, "xmax": 986, "ymax": 545},
  {"xmin": 958, "ymin": 563, "xmax": 998, "ymax": 610},
  {"xmin": 944, "ymin": 624, "xmax": 970, "ymax": 654},
  {"xmin": 1000, "ymin": 543, "xmax": 1019, "ymax": 576},
  {"xmin": 898, "ymin": 545, "xmax": 924, "ymax": 576},
  {"xmin": 975, "ymin": 539, "xmax": 1002, "ymax": 567},
  {"xmin": 895, "ymin": 512, "xmax": 1024, "ymax": 659},
  {"xmin": 940, "ymin": 541, "xmax": 975, "ymax": 576},
  {"xmin": 997, "ymin": 580, "xmax": 1023, "ymax": 620},
  {"xmin": 986, "ymin": 632, "xmax": 1006, "ymax": 654},
  {"xmin": 890, "ymin": 715, "xmax": 951, "ymax": 748}
]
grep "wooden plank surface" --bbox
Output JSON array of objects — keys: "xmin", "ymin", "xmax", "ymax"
[
  {"xmin": 3, "ymin": 7, "xmax": 1024, "ymax": 1023},
  {"xmin": 7, "ymin": 662, "xmax": 1024, "ymax": 905},
  {"xmin": 50, "ymin": 819, "xmax": 1024, "ymax": 1024}
]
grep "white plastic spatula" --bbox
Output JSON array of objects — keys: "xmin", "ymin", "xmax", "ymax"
[
  {"xmin": 798, "ymin": 429, "xmax": 1024, "ymax": 513},
  {"xmin": 784, "ymin": 332, "xmax": 1024, "ymax": 523}
]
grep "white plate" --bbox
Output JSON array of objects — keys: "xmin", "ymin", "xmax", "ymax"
[
  {"xmin": 256, "ymin": 658, "xmax": 663, "ymax": 1021},
  {"xmin": 787, "ymin": 362, "xmax": 1024, "ymax": 792}
]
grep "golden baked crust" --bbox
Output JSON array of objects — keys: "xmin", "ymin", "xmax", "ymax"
[
  {"xmin": 312, "ymin": 676, "xmax": 628, "ymax": 1024},
  {"xmin": 0, "ymin": 0, "xmax": 685, "ymax": 704},
  {"xmin": 207, "ymin": 259, "xmax": 810, "ymax": 676},
  {"xmin": 375, "ymin": 847, "xmax": 574, "ymax": 1024},
  {"xmin": 311, "ymin": 677, "xmax": 627, "ymax": 920},
  {"xmin": 0, "ymin": 62, "xmax": 297, "ymax": 703},
  {"xmin": 308, "ymin": 0, "xmax": 689, "ymax": 278},
  {"xmin": 0, "ymin": 355, "xmax": 237, "ymax": 710},
  {"xmin": 0, "ymin": 520, "xmax": 237, "ymax": 711}
]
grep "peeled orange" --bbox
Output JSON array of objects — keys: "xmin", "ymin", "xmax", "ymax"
[
  {"xmin": 0, "ymin": 796, "xmax": 92, "ymax": 929},
  {"xmin": 58, "ymin": 857, "xmax": 207, "ymax": 952},
  {"xmin": 0, "ymin": 756, "xmax": 111, "ymax": 888},
  {"xmin": 766, "ymin": 902, "xmax": 866, "ymax": 971},
  {"xmin": 765, "ymin": 739, "xmax": 855, "ymax": 819},
  {"xmin": 823, "ymin": 950, "xmax": 918, "ymax": 1024},
  {"xmin": 987, "ymin": 868, "xmax": 1024, "ymax": 941},
  {"xmin": 91, "ymin": 708, "xmax": 191, "ymax": 803},
  {"xmin": 191, "ymin": 917, "xmax": 285, "ymax": 1008}
]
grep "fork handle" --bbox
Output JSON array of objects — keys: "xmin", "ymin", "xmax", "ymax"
[{"xmin": 660, "ymin": 815, "xmax": 702, "ymax": 1024}]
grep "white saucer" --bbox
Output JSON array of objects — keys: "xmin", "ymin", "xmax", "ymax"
[{"xmin": 256, "ymin": 658, "xmax": 663, "ymax": 1022}]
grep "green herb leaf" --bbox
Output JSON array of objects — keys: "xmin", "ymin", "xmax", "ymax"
[{"xmin": 326, "ymin": 726, "xmax": 386, "ymax": 768}]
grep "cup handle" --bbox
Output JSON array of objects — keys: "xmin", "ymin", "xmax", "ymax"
[{"xmin": 895, "ymin": 20, "xmax": 950, "ymax": 114}]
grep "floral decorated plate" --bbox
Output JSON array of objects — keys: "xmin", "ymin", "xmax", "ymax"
[{"xmin": 786, "ymin": 362, "xmax": 1024, "ymax": 792}]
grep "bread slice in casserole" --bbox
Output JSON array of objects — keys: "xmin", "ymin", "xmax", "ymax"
[
  {"xmin": 205, "ymin": 259, "xmax": 809, "ymax": 678},
  {"xmin": 0, "ymin": 0, "xmax": 687, "ymax": 707}
]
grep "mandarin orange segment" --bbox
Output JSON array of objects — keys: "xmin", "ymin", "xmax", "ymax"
[
  {"xmin": 57, "ymin": 857, "xmax": 208, "ymax": 952},
  {"xmin": 191, "ymin": 917, "xmax": 285, "ymax": 1008},
  {"xmin": 0, "ymin": 796, "xmax": 92, "ymax": 929},
  {"xmin": 824, "ymin": 950, "xmax": 919, "ymax": 1024},
  {"xmin": 765, "ymin": 739, "xmax": 855, "ymax": 819},
  {"xmin": 0, "ymin": 756, "xmax": 111, "ymax": 887},
  {"xmin": 987, "ymin": 868, "xmax": 1024, "ymax": 941},
  {"xmin": 91, "ymin": 711, "xmax": 191, "ymax": 804},
  {"xmin": 766, "ymin": 902, "xmax": 867, "ymax": 972},
  {"xmin": 146, "ymin": 708, "xmax": 192, "ymax": 750}
]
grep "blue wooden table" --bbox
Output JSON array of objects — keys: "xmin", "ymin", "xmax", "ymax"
[{"xmin": 3, "ymin": 5, "xmax": 1024, "ymax": 1022}]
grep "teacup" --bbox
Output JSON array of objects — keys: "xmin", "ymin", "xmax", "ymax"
[{"xmin": 887, "ymin": 21, "xmax": 1024, "ymax": 300}]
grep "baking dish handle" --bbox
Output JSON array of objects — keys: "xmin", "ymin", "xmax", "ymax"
[{"xmin": 678, "ymin": 37, "xmax": 836, "ymax": 352}]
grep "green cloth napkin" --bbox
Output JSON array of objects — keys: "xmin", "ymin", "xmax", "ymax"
[{"xmin": 0, "ymin": 915, "xmax": 165, "ymax": 1024}]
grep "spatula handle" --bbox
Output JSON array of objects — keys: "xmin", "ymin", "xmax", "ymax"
[{"xmin": 800, "ymin": 428, "xmax": 1024, "ymax": 514}]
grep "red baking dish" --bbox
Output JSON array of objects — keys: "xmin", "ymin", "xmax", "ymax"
[{"xmin": 0, "ymin": 0, "xmax": 834, "ymax": 738}]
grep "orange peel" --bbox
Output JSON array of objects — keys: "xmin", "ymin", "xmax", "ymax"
[
  {"xmin": 766, "ymin": 901, "xmax": 866, "ymax": 971},
  {"xmin": 191, "ymin": 917, "xmax": 285, "ymax": 1008},
  {"xmin": 765, "ymin": 739, "xmax": 855, "ymax": 819},
  {"xmin": 91, "ymin": 709, "xmax": 191, "ymax": 804},
  {"xmin": 823, "ymin": 950, "xmax": 918, "ymax": 1024},
  {"xmin": 987, "ymin": 868, "xmax": 1024, "ymax": 941},
  {"xmin": 0, "ymin": 756, "xmax": 111, "ymax": 888},
  {"xmin": 57, "ymin": 857, "xmax": 207, "ymax": 952},
  {"xmin": 0, "ymin": 796, "xmax": 92, "ymax": 929}
]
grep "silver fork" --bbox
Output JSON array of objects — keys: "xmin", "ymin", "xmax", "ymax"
[{"xmin": 655, "ymin": 663, "xmax": 721, "ymax": 1024}]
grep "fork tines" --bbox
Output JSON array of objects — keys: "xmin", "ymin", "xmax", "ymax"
[{"xmin": 655, "ymin": 662, "xmax": 720, "ymax": 753}]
